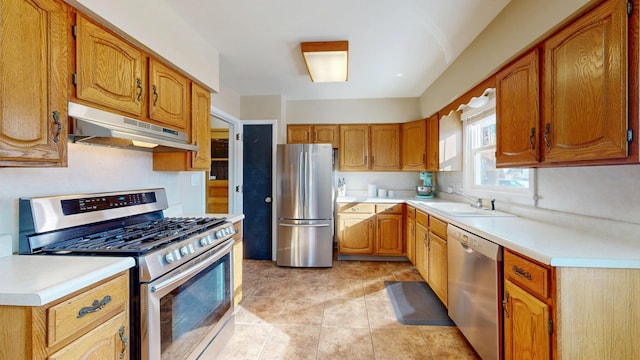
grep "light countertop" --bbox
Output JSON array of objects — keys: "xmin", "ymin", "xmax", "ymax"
[
  {"xmin": 0, "ymin": 255, "xmax": 135, "ymax": 307},
  {"xmin": 336, "ymin": 196, "xmax": 640, "ymax": 269}
]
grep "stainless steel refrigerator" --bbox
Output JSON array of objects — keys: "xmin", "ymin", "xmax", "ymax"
[{"xmin": 276, "ymin": 143, "xmax": 334, "ymax": 267}]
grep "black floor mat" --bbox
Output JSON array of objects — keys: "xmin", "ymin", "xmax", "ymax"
[{"xmin": 385, "ymin": 281, "xmax": 455, "ymax": 326}]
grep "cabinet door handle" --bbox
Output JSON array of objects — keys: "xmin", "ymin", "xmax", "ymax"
[
  {"xmin": 529, "ymin": 127, "xmax": 536, "ymax": 149},
  {"xmin": 136, "ymin": 78, "xmax": 143, "ymax": 102},
  {"xmin": 52, "ymin": 111, "xmax": 62, "ymax": 143},
  {"xmin": 503, "ymin": 291, "xmax": 510, "ymax": 318},
  {"xmin": 152, "ymin": 85, "xmax": 159, "ymax": 106},
  {"xmin": 119, "ymin": 325, "xmax": 128, "ymax": 359},
  {"xmin": 77, "ymin": 295, "xmax": 112, "ymax": 318},
  {"xmin": 512, "ymin": 265, "xmax": 532, "ymax": 280},
  {"xmin": 543, "ymin": 123, "xmax": 551, "ymax": 147}
]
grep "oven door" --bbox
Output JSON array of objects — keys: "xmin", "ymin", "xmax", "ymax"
[{"xmin": 141, "ymin": 238, "xmax": 234, "ymax": 360}]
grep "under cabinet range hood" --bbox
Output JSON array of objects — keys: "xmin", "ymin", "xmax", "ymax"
[{"xmin": 68, "ymin": 102, "xmax": 198, "ymax": 152}]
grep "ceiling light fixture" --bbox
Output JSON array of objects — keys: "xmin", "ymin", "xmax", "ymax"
[{"xmin": 301, "ymin": 41, "xmax": 348, "ymax": 82}]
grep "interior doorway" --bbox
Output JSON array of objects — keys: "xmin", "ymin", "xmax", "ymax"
[{"xmin": 208, "ymin": 108, "xmax": 243, "ymax": 215}]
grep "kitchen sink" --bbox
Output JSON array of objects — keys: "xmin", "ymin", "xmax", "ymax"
[{"xmin": 423, "ymin": 202, "xmax": 514, "ymax": 217}]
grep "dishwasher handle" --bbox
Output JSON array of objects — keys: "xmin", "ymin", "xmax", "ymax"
[{"xmin": 447, "ymin": 224, "xmax": 502, "ymax": 261}]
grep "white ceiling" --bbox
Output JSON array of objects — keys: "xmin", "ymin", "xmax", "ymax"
[{"xmin": 165, "ymin": 0, "xmax": 511, "ymax": 100}]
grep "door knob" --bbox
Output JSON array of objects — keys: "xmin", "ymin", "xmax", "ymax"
[{"xmin": 265, "ymin": 196, "xmax": 272, "ymax": 203}]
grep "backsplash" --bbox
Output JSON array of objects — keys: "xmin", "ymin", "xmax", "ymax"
[{"xmin": 0, "ymin": 143, "xmax": 205, "ymax": 253}]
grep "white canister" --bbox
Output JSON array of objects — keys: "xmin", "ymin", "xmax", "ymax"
[
  {"xmin": 377, "ymin": 189, "xmax": 387, "ymax": 198},
  {"xmin": 368, "ymin": 184, "xmax": 377, "ymax": 197},
  {"xmin": 388, "ymin": 190, "xmax": 395, "ymax": 198}
]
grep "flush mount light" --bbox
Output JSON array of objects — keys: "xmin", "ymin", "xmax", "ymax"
[
  {"xmin": 132, "ymin": 140, "xmax": 159, "ymax": 148},
  {"xmin": 301, "ymin": 41, "xmax": 348, "ymax": 82}
]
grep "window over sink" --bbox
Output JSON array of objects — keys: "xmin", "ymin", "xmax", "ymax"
[{"xmin": 461, "ymin": 88, "xmax": 536, "ymax": 204}]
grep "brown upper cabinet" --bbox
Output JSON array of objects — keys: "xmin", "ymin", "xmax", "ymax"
[
  {"xmin": 153, "ymin": 82, "xmax": 211, "ymax": 171},
  {"xmin": 401, "ymin": 119, "xmax": 427, "ymax": 171},
  {"xmin": 495, "ymin": 49, "xmax": 541, "ymax": 167},
  {"xmin": 496, "ymin": 0, "xmax": 630, "ymax": 167},
  {"xmin": 426, "ymin": 114, "xmax": 439, "ymax": 171},
  {"xmin": 74, "ymin": 14, "xmax": 188, "ymax": 133},
  {"xmin": 339, "ymin": 124, "xmax": 400, "ymax": 171},
  {"xmin": 148, "ymin": 59, "xmax": 189, "ymax": 132},
  {"xmin": 542, "ymin": 0, "xmax": 628, "ymax": 164},
  {"xmin": 0, "ymin": 0, "xmax": 69, "ymax": 167},
  {"xmin": 339, "ymin": 124, "xmax": 369, "ymax": 170},
  {"xmin": 74, "ymin": 14, "xmax": 145, "ymax": 118},
  {"xmin": 287, "ymin": 124, "xmax": 339, "ymax": 148},
  {"xmin": 370, "ymin": 124, "xmax": 401, "ymax": 171}
]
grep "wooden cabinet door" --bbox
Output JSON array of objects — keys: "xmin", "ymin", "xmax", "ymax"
[
  {"xmin": 313, "ymin": 124, "xmax": 339, "ymax": 148},
  {"xmin": 496, "ymin": 49, "xmax": 540, "ymax": 167},
  {"xmin": 504, "ymin": 279, "xmax": 551, "ymax": 360},
  {"xmin": 287, "ymin": 125, "xmax": 311, "ymax": 144},
  {"xmin": 401, "ymin": 119, "xmax": 427, "ymax": 170},
  {"xmin": 542, "ymin": 0, "xmax": 628, "ymax": 163},
  {"xmin": 415, "ymin": 223, "xmax": 429, "ymax": 281},
  {"xmin": 190, "ymin": 83, "xmax": 211, "ymax": 170},
  {"xmin": 405, "ymin": 216, "xmax": 416, "ymax": 264},
  {"xmin": 426, "ymin": 114, "xmax": 439, "ymax": 171},
  {"xmin": 339, "ymin": 124, "xmax": 369, "ymax": 170},
  {"xmin": 148, "ymin": 59, "xmax": 189, "ymax": 131},
  {"xmin": 375, "ymin": 214, "xmax": 403, "ymax": 255},
  {"xmin": 337, "ymin": 214, "xmax": 374, "ymax": 254},
  {"xmin": 75, "ymin": 14, "xmax": 144, "ymax": 117},
  {"xmin": 427, "ymin": 232, "xmax": 447, "ymax": 305},
  {"xmin": 48, "ymin": 312, "xmax": 129, "ymax": 360},
  {"xmin": 370, "ymin": 124, "xmax": 400, "ymax": 170},
  {"xmin": 0, "ymin": 0, "xmax": 68, "ymax": 165}
]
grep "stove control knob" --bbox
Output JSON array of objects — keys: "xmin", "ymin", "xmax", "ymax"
[
  {"xmin": 166, "ymin": 251, "xmax": 181, "ymax": 263},
  {"xmin": 215, "ymin": 230, "xmax": 223, "ymax": 239},
  {"xmin": 200, "ymin": 237, "xmax": 211, "ymax": 246},
  {"xmin": 187, "ymin": 244, "xmax": 195, "ymax": 254}
]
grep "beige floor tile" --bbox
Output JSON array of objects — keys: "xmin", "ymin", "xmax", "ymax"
[
  {"xmin": 252, "ymin": 277, "xmax": 291, "ymax": 297},
  {"xmin": 366, "ymin": 298, "xmax": 406, "ymax": 330},
  {"xmin": 420, "ymin": 327, "xmax": 480, "ymax": 360},
  {"xmin": 325, "ymin": 278, "xmax": 365, "ymax": 299},
  {"xmin": 322, "ymin": 298, "xmax": 370, "ymax": 328},
  {"xmin": 276, "ymin": 297, "xmax": 326, "ymax": 326},
  {"xmin": 371, "ymin": 328, "xmax": 433, "ymax": 360},
  {"xmin": 393, "ymin": 267, "xmax": 425, "ymax": 281},
  {"xmin": 317, "ymin": 327, "xmax": 374, "ymax": 360},
  {"xmin": 287, "ymin": 278, "xmax": 327, "ymax": 299},
  {"xmin": 235, "ymin": 296, "xmax": 285, "ymax": 324},
  {"xmin": 213, "ymin": 323, "xmax": 273, "ymax": 360},
  {"xmin": 359, "ymin": 264, "xmax": 395, "ymax": 280},
  {"xmin": 362, "ymin": 279, "xmax": 391, "ymax": 301},
  {"xmin": 258, "ymin": 325, "xmax": 321, "ymax": 360}
]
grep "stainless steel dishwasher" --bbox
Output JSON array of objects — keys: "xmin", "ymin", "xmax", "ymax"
[{"xmin": 447, "ymin": 224, "xmax": 502, "ymax": 360}]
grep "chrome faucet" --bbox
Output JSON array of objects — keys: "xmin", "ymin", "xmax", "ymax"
[{"xmin": 452, "ymin": 190, "xmax": 483, "ymax": 208}]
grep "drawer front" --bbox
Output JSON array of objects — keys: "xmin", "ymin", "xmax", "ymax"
[
  {"xmin": 428, "ymin": 215, "xmax": 447, "ymax": 239},
  {"xmin": 504, "ymin": 250, "xmax": 550, "ymax": 299},
  {"xmin": 415, "ymin": 210, "xmax": 428, "ymax": 227},
  {"xmin": 338, "ymin": 203, "xmax": 375, "ymax": 213},
  {"xmin": 407, "ymin": 206, "xmax": 416, "ymax": 219},
  {"xmin": 375, "ymin": 203, "xmax": 403, "ymax": 214},
  {"xmin": 48, "ymin": 272, "xmax": 129, "ymax": 347}
]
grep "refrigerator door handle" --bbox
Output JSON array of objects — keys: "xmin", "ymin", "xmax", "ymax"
[
  {"xmin": 299, "ymin": 150, "xmax": 305, "ymax": 212},
  {"xmin": 278, "ymin": 223, "xmax": 330, "ymax": 228}
]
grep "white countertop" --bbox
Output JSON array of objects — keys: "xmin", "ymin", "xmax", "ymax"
[
  {"xmin": 0, "ymin": 255, "xmax": 135, "ymax": 306},
  {"xmin": 336, "ymin": 196, "xmax": 640, "ymax": 269}
]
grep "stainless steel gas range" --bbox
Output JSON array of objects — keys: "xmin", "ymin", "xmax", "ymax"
[{"xmin": 19, "ymin": 188, "xmax": 236, "ymax": 360}]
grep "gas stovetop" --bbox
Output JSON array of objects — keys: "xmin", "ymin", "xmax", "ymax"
[{"xmin": 41, "ymin": 216, "xmax": 227, "ymax": 255}]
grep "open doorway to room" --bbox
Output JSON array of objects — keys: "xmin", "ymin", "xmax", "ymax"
[{"xmin": 208, "ymin": 108, "xmax": 243, "ymax": 215}]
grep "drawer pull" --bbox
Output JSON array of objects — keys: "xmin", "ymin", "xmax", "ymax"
[
  {"xmin": 119, "ymin": 325, "xmax": 128, "ymax": 359},
  {"xmin": 512, "ymin": 265, "xmax": 532, "ymax": 280},
  {"xmin": 77, "ymin": 295, "xmax": 112, "ymax": 318},
  {"xmin": 385, "ymin": 207, "xmax": 393, "ymax": 211}
]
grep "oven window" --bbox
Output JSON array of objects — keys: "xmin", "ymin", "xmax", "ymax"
[{"xmin": 160, "ymin": 253, "xmax": 231, "ymax": 359}]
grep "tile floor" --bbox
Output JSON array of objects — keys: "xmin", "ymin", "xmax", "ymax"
[{"xmin": 203, "ymin": 258, "xmax": 480, "ymax": 360}]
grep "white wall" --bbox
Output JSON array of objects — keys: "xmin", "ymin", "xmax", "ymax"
[
  {"xmin": 212, "ymin": 81, "xmax": 241, "ymax": 119},
  {"xmin": 240, "ymin": 95, "xmax": 286, "ymax": 143},
  {"xmin": 0, "ymin": 144, "xmax": 205, "ymax": 253},
  {"xmin": 287, "ymin": 98, "xmax": 421, "ymax": 124}
]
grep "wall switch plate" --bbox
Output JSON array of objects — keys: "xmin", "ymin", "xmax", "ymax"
[{"xmin": 191, "ymin": 173, "xmax": 201, "ymax": 186}]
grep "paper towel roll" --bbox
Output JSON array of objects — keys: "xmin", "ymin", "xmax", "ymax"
[
  {"xmin": 0, "ymin": 234, "xmax": 12, "ymax": 257},
  {"xmin": 368, "ymin": 184, "xmax": 377, "ymax": 197}
]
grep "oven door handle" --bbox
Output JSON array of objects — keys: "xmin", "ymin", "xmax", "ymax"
[{"xmin": 150, "ymin": 239, "xmax": 234, "ymax": 293}]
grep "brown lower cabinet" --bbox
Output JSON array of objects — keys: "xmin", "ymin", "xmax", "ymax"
[
  {"xmin": 0, "ymin": 271, "xmax": 130, "ymax": 360},
  {"xmin": 337, "ymin": 203, "xmax": 403, "ymax": 256}
]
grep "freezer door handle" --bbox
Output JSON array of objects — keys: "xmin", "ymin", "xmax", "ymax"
[{"xmin": 278, "ymin": 223, "xmax": 330, "ymax": 228}]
